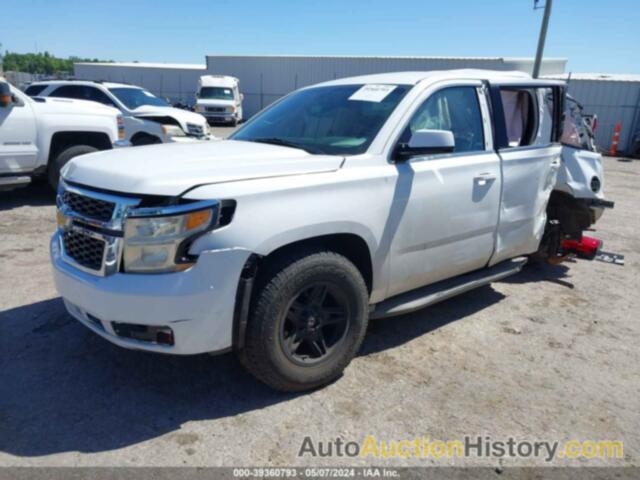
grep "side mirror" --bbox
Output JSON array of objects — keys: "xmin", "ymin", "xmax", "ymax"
[
  {"xmin": 0, "ymin": 82, "xmax": 13, "ymax": 108},
  {"xmin": 395, "ymin": 129, "xmax": 455, "ymax": 160},
  {"xmin": 195, "ymin": 92, "xmax": 200, "ymax": 98},
  {"xmin": 240, "ymin": 93, "xmax": 244, "ymax": 101}
]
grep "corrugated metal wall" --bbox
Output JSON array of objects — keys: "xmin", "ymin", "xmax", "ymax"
[
  {"xmin": 563, "ymin": 80, "xmax": 640, "ymax": 154},
  {"xmin": 74, "ymin": 56, "xmax": 567, "ymax": 118},
  {"xmin": 206, "ymin": 55, "xmax": 567, "ymax": 117},
  {"xmin": 74, "ymin": 64, "xmax": 206, "ymax": 104}
]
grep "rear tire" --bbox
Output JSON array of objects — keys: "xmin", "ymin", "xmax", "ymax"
[
  {"xmin": 238, "ymin": 250, "xmax": 369, "ymax": 392},
  {"xmin": 48, "ymin": 145, "xmax": 98, "ymax": 190}
]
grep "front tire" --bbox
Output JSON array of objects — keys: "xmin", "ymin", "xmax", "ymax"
[
  {"xmin": 239, "ymin": 250, "xmax": 369, "ymax": 392},
  {"xmin": 48, "ymin": 145, "xmax": 98, "ymax": 190}
]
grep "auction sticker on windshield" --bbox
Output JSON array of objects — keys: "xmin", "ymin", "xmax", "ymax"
[{"xmin": 349, "ymin": 84, "xmax": 397, "ymax": 102}]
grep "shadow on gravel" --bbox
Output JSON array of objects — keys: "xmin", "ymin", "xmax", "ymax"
[
  {"xmin": 0, "ymin": 283, "xmax": 510, "ymax": 457},
  {"xmin": 362, "ymin": 285, "xmax": 506, "ymax": 356},
  {"xmin": 502, "ymin": 261, "xmax": 574, "ymax": 289},
  {"xmin": 0, "ymin": 297, "xmax": 293, "ymax": 457},
  {"xmin": 0, "ymin": 183, "xmax": 54, "ymax": 211}
]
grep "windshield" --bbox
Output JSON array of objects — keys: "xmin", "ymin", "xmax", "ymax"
[
  {"xmin": 231, "ymin": 84, "xmax": 410, "ymax": 155},
  {"xmin": 200, "ymin": 86, "xmax": 235, "ymax": 100},
  {"xmin": 109, "ymin": 88, "xmax": 169, "ymax": 109}
]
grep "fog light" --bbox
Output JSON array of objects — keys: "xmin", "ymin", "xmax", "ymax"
[
  {"xmin": 590, "ymin": 176, "xmax": 601, "ymax": 193},
  {"xmin": 112, "ymin": 322, "xmax": 174, "ymax": 346}
]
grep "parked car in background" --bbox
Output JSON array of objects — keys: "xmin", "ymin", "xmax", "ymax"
[
  {"xmin": 1, "ymin": 77, "xmax": 126, "ymax": 190},
  {"xmin": 194, "ymin": 75, "xmax": 243, "ymax": 126},
  {"xmin": 25, "ymin": 80, "xmax": 212, "ymax": 146},
  {"xmin": 51, "ymin": 70, "xmax": 611, "ymax": 392}
]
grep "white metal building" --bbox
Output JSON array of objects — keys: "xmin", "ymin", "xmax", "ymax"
[
  {"xmin": 204, "ymin": 55, "xmax": 567, "ymax": 118},
  {"xmin": 74, "ymin": 57, "xmax": 640, "ymax": 155},
  {"xmin": 75, "ymin": 55, "xmax": 566, "ymax": 116},
  {"xmin": 546, "ymin": 73, "xmax": 640, "ymax": 155}
]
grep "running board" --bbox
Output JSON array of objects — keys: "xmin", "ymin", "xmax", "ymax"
[
  {"xmin": 0, "ymin": 175, "xmax": 31, "ymax": 191},
  {"xmin": 371, "ymin": 257, "xmax": 527, "ymax": 319}
]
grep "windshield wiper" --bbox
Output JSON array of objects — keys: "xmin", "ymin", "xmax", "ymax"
[{"xmin": 250, "ymin": 137, "xmax": 320, "ymax": 154}]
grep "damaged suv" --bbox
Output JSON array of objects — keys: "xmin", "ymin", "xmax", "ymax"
[
  {"xmin": 51, "ymin": 70, "xmax": 611, "ymax": 391},
  {"xmin": 26, "ymin": 80, "xmax": 211, "ymax": 145}
]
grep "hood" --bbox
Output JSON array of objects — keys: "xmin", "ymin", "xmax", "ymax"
[
  {"xmin": 132, "ymin": 105, "xmax": 207, "ymax": 128},
  {"xmin": 34, "ymin": 97, "xmax": 119, "ymax": 118},
  {"xmin": 62, "ymin": 139, "xmax": 344, "ymax": 197}
]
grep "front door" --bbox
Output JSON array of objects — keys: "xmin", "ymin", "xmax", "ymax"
[
  {"xmin": 387, "ymin": 84, "xmax": 502, "ymax": 297},
  {"xmin": 0, "ymin": 87, "xmax": 38, "ymax": 174}
]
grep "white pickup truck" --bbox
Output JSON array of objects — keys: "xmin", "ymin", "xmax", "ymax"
[
  {"xmin": 51, "ymin": 70, "xmax": 611, "ymax": 391},
  {"xmin": 0, "ymin": 78, "xmax": 125, "ymax": 190}
]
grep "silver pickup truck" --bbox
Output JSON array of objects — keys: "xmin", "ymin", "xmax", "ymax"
[{"xmin": 51, "ymin": 70, "xmax": 611, "ymax": 391}]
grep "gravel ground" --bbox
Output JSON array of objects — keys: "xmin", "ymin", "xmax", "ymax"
[{"xmin": 0, "ymin": 145, "xmax": 638, "ymax": 469}]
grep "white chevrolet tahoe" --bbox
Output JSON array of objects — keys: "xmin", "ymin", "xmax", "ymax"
[
  {"xmin": 194, "ymin": 75, "xmax": 243, "ymax": 126},
  {"xmin": 0, "ymin": 78, "xmax": 125, "ymax": 190},
  {"xmin": 25, "ymin": 80, "xmax": 212, "ymax": 145},
  {"xmin": 51, "ymin": 70, "xmax": 611, "ymax": 391}
]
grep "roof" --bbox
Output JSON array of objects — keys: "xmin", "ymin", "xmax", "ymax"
[
  {"xmin": 316, "ymin": 69, "xmax": 537, "ymax": 87},
  {"xmin": 199, "ymin": 75, "xmax": 239, "ymax": 87},
  {"xmin": 29, "ymin": 80, "xmax": 142, "ymax": 89},
  {"xmin": 545, "ymin": 73, "xmax": 640, "ymax": 83},
  {"xmin": 74, "ymin": 62, "xmax": 206, "ymax": 70}
]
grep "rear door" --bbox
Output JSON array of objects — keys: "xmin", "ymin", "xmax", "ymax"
[{"xmin": 488, "ymin": 82, "xmax": 565, "ymax": 265}]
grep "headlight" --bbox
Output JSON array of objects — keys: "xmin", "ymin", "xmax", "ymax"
[
  {"xmin": 161, "ymin": 124, "xmax": 186, "ymax": 137},
  {"xmin": 123, "ymin": 201, "xmax": 218, "ymax": 273},
  {"xmin": 194, "ymin": 104, "xmax": 204, "ymax": 113},
  {"xmin": 227, "ymin": 106, "xmax": 236, "ymax": 113}
]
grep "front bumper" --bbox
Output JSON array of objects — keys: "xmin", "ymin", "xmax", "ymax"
[
  {"xmin": 202, "ymin": 113, "xmax": 237, "ymax": 122},
  {"xmin": 113, "ymin": 140, "xmax": 132, "ymax": 149},
  {"xmin": 169, "ymin": 135, "xmax": 210, "ymax": 143},
  {"xmin": 51, "ymin": 233, "xmax": 251, "ymax": 355}
]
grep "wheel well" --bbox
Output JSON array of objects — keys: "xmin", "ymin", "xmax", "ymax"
[
  {"xmin": 48, "ymin": 131, "xmax": 111, "ymax": 164},
  {"xmin": 131, "ymin": 132, "xmax": 162, "ymax": 146},
  {"xmin": 260, "ymin": 234, "xmax": 373, "ymax": 293},
  {"xmin": 547, "ymin": 190, "xmax": 593, "ymax": 238},
  {"xmin": 232, "ymin": 234, "xmax": 373, "ymax": 350}
]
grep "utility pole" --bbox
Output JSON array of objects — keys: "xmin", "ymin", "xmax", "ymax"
[{"xmin": 532, "ymin": 0, "xmax": 553, "ymax": 78}]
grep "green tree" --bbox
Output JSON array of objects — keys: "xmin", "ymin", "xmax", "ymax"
[{"xmin": 1, "ymin": 50, "xmax": 111, "ymax": 74}]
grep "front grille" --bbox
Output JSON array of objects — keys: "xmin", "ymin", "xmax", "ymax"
[
  {"xmin": 186, "ymin": 123, "xmax": 205, "ymax": 137},
  {"xmin": 63, "ymin": 191, "xmax": 115, "ymax": 222},
  {"xmin": 206, "ymin": 107, "xmax": 226, "ymax": 113},
  {"xmin": 63, "ymin": 230, "xmax": 105, "ymax": 271}
]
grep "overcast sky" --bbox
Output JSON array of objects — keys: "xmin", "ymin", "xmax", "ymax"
[{"xmin": 2, "ymin": 0, "xmax": 639, "ymax": 74}]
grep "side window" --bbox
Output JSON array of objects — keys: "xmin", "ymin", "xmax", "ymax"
[
  {"xmin": 50, "ymin": 85, "xmax": 86, "ymax": 100},
  {"xmin": 402, "ymin": 86, "xmax": 485, "ymax": 153},
  {"xmin": 85, "ymin": 87, "xmax": 117, "ymax": 107},
  {"xmin": 499, "ymin": 89, "xmax": 538, "ymax": 147},
  {"xmin": 24, "ymin": 85, "xmax": 47, "ymax": 96}
]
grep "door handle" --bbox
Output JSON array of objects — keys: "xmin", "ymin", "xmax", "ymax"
[{"xmin": 474, "ymin": 173, "xmax": 496, "ymax": 186}]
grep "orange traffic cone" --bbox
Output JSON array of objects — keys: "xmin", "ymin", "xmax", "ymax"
[{"xmin": 609, "ymin": 121, "xmax": 622, "ymax": 156}]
